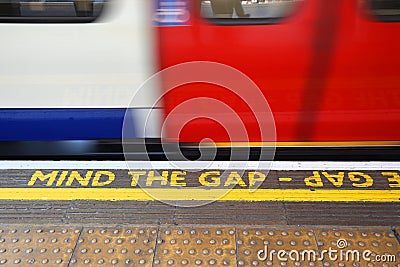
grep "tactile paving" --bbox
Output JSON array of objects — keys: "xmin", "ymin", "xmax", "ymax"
[
  {"xmin": 236, "ymin": 227, "xmax": 322, "ymax": 267},
  {"xmin": 315, "ymin": 228, "xmax": 400, "ymax": 267},
  {"xmin": 154, "ymin": 227, "xmax": 236, "ymax": 266},
  {"xmin": 69, "ymin": 227, "xmax": 158, "ymax": 267},
  {"xmin": 0, "ymin": 225, "xmax": 398, "ymax": 267},
  {"xmin": 0, "ymin": 226, "xmax": 80, "ymax": 266}
]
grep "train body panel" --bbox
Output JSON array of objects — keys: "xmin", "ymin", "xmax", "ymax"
[{"xmin": 0, "ymin": 0, "xmax": 157, "ymax": 108}]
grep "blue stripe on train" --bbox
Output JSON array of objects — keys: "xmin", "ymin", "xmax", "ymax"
[{"xmin": 0, "ymin": 109, "xmax": 131, "ymax": 140}]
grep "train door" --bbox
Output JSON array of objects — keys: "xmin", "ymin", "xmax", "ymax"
[
  {"xmin": 158, "ymin": 0, "xmax": 400, "ymax": 146},
  {"xmin": 157, "ymin": 0, "xmax": 339, "ymax": 144},
  {"xmin": 317, "ymin": 0, "xmax": 400, "ymax": 143}
]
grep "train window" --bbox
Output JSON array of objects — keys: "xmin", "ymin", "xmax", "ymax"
[
  {"xmin": 0, "ymin": 0, "xmax": 106, "ymax": 22},
  {"xmin": 368, "ymin": 0, "xmax": 400, "ymax": 21},
  {"xmin": 200, "ymin": 0, "xmax": 302, "ymax": 25}
]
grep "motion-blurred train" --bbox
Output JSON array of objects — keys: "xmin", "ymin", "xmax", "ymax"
[{"xmin": 0, "ymin": 0, "xmax": 399, "ymax": 159}]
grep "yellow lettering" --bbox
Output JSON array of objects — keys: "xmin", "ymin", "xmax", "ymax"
[
  {"xmin": 92, "ymin": 171, "xmax": 115, "ymax": 187},
  {"xmin": 170, "ymin": 171, "xmax": 186, "ymax": 187},
  {"xmin": 129, "ymin": 171, "xmax": 147, "ymax": 186},
  {"xmin": 199, "ymin": 171, "xmax": 221, "ymax": 187},
  {"xmin": 28, "ymin": 170, "xmax": 58, "ymax": 186},
  {"xmin": 248, "ymin": 172, "xmax": 266, "ymax": 187},
  {"xmin": 55, "ymin": 171, "xmax": 69, "ymax": 186},
  {"xmin": 322, "ymin": 172, "xmax": 344, "ymax": 188},
  {"xmin": 66, "ymin": 171, "xmax": 93, "ymax": 187},
  {"xmin": 348, "ymin": 172, "xmax": 373, "ymax": 188},
  {"xmin": 381, "ymin": 172, "xmax": 400, "ymax": 188},
  {"xmin": 146, "ymin": 171, "xmax": 169, "ymax": 186},
  {"xmin": 304, "ymin": 171, "xmax": 323, "ymax": 187},
  {"xmin": 224, "ymin": 171, "xmax": 246, "ymax": 187}
]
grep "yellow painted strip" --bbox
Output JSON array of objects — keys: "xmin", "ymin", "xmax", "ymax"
[
  {"xmin": 279, "ymin": 178, "xmax": 293, "ymax": 182},
  {"xmin": 206, "ymin": 141, "xmax": 400, "ymax": 147},
  {"xmin": 0, "ymin": 188, "xmax": 398, "ymax": 202}
]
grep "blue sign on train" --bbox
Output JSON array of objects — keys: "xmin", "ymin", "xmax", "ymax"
[{"xmin": 153, "ymin": 0, "xmax": 190, "ymax": 26}]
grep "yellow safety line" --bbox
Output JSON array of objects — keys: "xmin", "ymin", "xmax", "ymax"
[
  {"xmin": 279, "ymin": 178, "xmax": 293, "ymax": 182},
  {"xmin": 0, "ymin": 188, "xmax": 398, "ymax": 202},
  {"xmin": 206, "ymin": 141, "xmax": 400, "ymax": 147}
]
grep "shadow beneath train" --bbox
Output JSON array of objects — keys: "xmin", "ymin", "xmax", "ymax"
[{"xmin": 0, "ymin": 139, "xmax": 399, "ymax": 161}]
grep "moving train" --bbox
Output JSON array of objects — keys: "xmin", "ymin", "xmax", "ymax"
[{"xmin": 0, "ymin": 0, "xmax": 399, "ymax": 159}]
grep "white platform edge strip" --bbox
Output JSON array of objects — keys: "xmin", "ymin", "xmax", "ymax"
[{"xmin": 0, "ymin": 161, "xmax": 399, "ymax": 170}]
